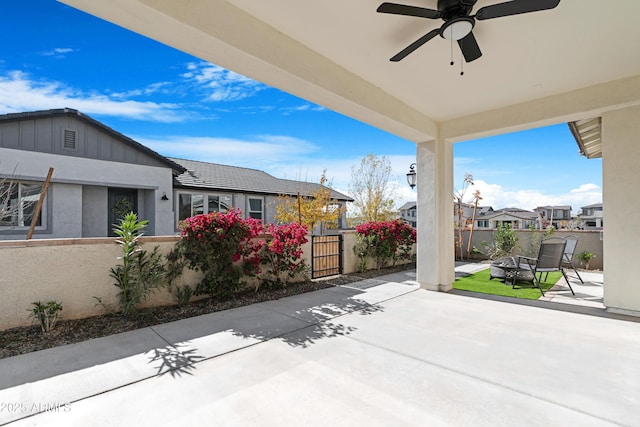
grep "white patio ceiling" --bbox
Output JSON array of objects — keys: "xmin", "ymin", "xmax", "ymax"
[{"xmin": 60, "ymin": 0, "xmax": 640, "ymax": 143}]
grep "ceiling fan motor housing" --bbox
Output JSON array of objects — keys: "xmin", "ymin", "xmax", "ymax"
[{"xmin": 438, "ymin": 0, "xmax": 477, "ymax": 18}]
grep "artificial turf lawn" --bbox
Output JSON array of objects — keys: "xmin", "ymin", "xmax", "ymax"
[{"xmin": 453, "ymin": 268, "xmax": 562, "ymax": 300}]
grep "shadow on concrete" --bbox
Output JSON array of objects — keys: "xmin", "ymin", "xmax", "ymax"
[
  {"xmin": 231, "ymin": 295, "xmax": 384, "ymax": 349},
  {"xmin": 148, "ymin": 342, "xmax": 205, "ymax": 378}
]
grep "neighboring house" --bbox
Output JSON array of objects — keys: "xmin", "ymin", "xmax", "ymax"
[
  {"xmin": 170, "ymin": 158, "xmax": 352, "ymax": 230},
  {"xmin": 455, "ymin": 202, "xmax": 492, "ymax": 228},
  {"xmin": 534, "ymin": 205, "xmax": 573, "ymax": 229},
  {"xmin": 578, "ymin": 202, "xmax": 603, "ymax": 229},
  {"xmin": 0, "ymin": 109, "xmax": 352, "ymax": 240},
  {"xmin": 475, "ymin": 207, "xmax": 537, "ymax": 230},
  {"xmin": 0, "ymin": 109, "xmax": 185, "ymax": 239},
  {"xmin": 398, "ymin": 201, "xmax": 416, "ymax": 227}
]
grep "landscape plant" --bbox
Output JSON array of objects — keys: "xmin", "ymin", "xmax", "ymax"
[
  {"xmin": 524, "ymin": 224, "xmax": 555, "ymax": 257},
  {"xmin": 175, "ymin": 209, "xmax": 264, "ymax": 299},
  {"xmin": 28, "ymin": 300, "xmax": 63, "ymax": 332},
  {"xmin": 173, "ymin": 285, "xmax": 194, "ymax": 306},
  {"xmin": 109, "ymin": 212, "xmax": 165, "ymax": 315},
  {"xmin": 354, "ymin": 220, "xmax": 416, "ymax": 270},
  {"xmin": 274, "ymin": 171, "xmax": 344, "ymax": 234},
  {"xmin": 172, "ymin": 210, "xmax": 311, "ymax": 295},
  {"xmin": 481, "ymin": 223, "xmax": 518, "ymax": 260},
  {"xmin": 577, "ymin": 251, "xmax": 595, "ymax": 269},
  {"xmin": 260, "ymin": 222, "xmax": 309, "ymax": 289},
  {"xmin": 349, "ymin": 154, "xmax": 397, "ymax": 224}
]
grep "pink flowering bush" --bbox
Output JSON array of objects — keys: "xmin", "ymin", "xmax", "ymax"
[
  {"xmin": 261, "ymin": 223, "xmax": 309, "ymax": 288},
  {"xmin": 354, "ymin": 220, "xmax": 416, "ymax": 270},
  {"xmin": 171, "ymin": 209, "xmax": 265, "ymax": 298},
  {"xmin": 168, "ymin": 209, "xmax": 309, "ymax": 299}
]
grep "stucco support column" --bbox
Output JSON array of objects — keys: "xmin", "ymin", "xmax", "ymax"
[
  {"xmin": 602, "ymin": 105, "xmax": 640, "ymax": 316},
  {"xmin": 416, "ymin": 139, "xmax": 455, "ymax": 291}
]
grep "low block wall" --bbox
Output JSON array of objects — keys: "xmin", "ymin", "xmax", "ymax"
[
  {"xmin": 461, "ymin": 229, "xmax": 603, "ymax": 270},
  {"xmin": 0, "ymin": 237, "xmax": 205, "ymax": 330},
  {"xmin": 0, "ymin": 231, "xmax": 415, "ymax": 331}
]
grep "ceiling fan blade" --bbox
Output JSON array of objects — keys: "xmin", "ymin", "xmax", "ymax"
[
  {"xmin": 390, "ymin": 28, "xmax": 440, "ymax": 62},
  {"xmin": 377, "ymin": 3, "xmax": 442, "ymax": 19},
  {"xmin": 458, "ymin": 32, "xmax": 482, "ymax": 62},
  {"xmin": 475, "ymin": 0, "xmax": 560, "ymax": 20}
]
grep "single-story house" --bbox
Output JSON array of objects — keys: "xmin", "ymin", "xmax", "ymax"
[
  {"xmin": 0, "ymin": 108, "xmax": 184, "ymax": 239},
  {"xmin": 170, "ymin": 157, "xmax": 352, "ymax": 230},
  {"xmin": 0, "ymin": 109, "xmax": 352, "ymax": 239},
  {"xmin": 475, "ymin": 207, "xmax": 537, "ymax": 230}
]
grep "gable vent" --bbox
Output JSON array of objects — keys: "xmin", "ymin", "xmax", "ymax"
[{"xmin": 63, "ymin": 129, "xmax": 77, "ymax": 149}]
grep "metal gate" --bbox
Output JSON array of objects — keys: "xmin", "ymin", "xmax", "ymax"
[{"xmin": 311, "ymin": 234, "xmax": 343, "ymax": 279}]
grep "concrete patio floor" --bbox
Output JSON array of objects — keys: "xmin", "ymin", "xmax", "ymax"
[{"xmin": 1, "ymin": 266, "xmax": 638, "ymax": 426}]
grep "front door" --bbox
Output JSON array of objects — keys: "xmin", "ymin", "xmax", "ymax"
[{"xmin": 108, "ymin": 188, "xmax": 138, "ymax": 236}]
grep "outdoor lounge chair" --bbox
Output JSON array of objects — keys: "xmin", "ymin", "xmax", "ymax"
[
  {"xmin": 561, "ymin": 235, "xmax": 584, "ymax": 284},
  {"xmin": 540, "ymin": 235, "xmax": 584, "ymax": 284},
  {"xmin": 511, "ymin": 237, "xmax": 574, "ymax": 296}
]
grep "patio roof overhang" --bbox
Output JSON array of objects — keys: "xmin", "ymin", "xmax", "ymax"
[
  {"xmin": 58, "ymin": 0, "xmax": 640, "ymax": 143},
  {"xmin": 569, "ymin": 117, "xmax": 602, "ymax": 159},
  {"xmin": 58, "ymin": 0, "xmax": 640, "ymax": 315}
]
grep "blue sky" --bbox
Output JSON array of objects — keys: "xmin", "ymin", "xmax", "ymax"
[{"xmin": 0, "ymin": 1, "xmax": 602, "ymax": 212}]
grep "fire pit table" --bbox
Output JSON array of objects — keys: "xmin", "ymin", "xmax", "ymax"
[{"xmin": 490, "ymin": 257, "xmax": 535, "ymax": 284}]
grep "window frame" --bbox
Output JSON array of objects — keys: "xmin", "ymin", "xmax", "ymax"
[
  {"xmin": 0, "ymin": 180, "xmax": 46, "ymax": 230},
  {"xmin": 176, "ymin": 191, "xmax": 233, "ymax": 224},
  {"xmin": 247, "ymin": 196, "xmax": 264, "ymax": 221}
]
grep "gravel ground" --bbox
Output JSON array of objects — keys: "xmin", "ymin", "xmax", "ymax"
[{"xmin": 0, "ymin": 264, "xmax": 414, "ymax": 359}]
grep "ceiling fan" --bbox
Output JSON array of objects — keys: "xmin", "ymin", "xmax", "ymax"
[{"xmin": 377, "ymin": 0, "xmax": 561, "ymax": 63}]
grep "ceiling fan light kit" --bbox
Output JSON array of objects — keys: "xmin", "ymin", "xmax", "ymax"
[
  {"xmin": 377, "ymin": 0, "xmax": 561, "ymax": 71},
  {"xmin": 440, "ymin": 17, "xmax": 474, "ymax": 41}
]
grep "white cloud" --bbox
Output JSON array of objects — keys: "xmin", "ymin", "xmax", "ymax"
[
  {"xmin": 0, "ymin": 71, "xmax": 186, "ymax": 122},
  {"xmin": 138, "ymin": 134, "xmax": 416, "ymax": 204},
  {"xmin": 40, "ymin": 47, "xmax": 77, "ymax": 57},
  {"xmin": 182, "ymin": 62, "xmax": 266, "ymax": 102},
  {"xmin": 110, "ymin": 82, "xmax": 172, "ymax": 99},
  {"xmin": 281, "ymin": 104, "xmax": 326, "ymax": 115},
  {"xmin": 136, "ymin": 134, "xmax": 319, "ymax": 167},
  {"xmin": 470, "ymin": 179, "xmax": 602, "ymax": 212}
]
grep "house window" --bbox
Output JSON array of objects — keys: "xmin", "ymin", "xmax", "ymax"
[
  {"xmin": 177, "ymin": 192, "xmax": 232, "ymax": 221},
  {"xmin": 208, "ymin": 195, "xmax": 232, "ymax": 213},
  {"xmin": 477, "ymin": 220, "xmax": 489, "ymax": 228},
  {"xmin": 0, "ymin": 181, "xmax": 44, "ymax": 228},
  {"xmin": 248, "ymin": 197, "xmax": 263, "ymax": 220}
]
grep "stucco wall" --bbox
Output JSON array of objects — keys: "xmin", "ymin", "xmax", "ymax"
[
  {"xmin": 0, "ymin": 237, "xmax": 201, "ymax": 330},
  {"xmin": 82, "ymin": 186, "xmax": 108, "ymax": 237},
  {"xmin": 461, "ymin": 229, "xmax": 603, "ymax": 270},
  {"xmin": 0, "ymin": 147, "xmax": 175, "ymax": 238},
  {"xmin": 0, "ymin": 230, "xmax": 415, "ymax": 330}
]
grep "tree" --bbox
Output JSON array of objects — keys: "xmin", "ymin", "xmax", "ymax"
[
  {"xmin": 348, "ymin": 154, "xmax": 396, "ymax": 223},
  {"xmin": 274, "ymin": 171, "xmax": 344, "ymax": 234},
  {"xmin": 466, "ymin": 189, "xmax": 482, "ymax": 259},
  {"xmin": 454, "ymin": 173, "xmax": 474, "ymax": 260},
  {"xmin": 0, "ymin": 165, "xmax": 38, "ymax": 228}
]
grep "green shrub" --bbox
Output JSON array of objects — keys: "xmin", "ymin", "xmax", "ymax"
[
  {"xmin": 28, "ymin": 300, "xmax": 63, "ymax": 332},
  {"xmin": 109, "ymin": 212, "xmax": 165, "ymax": 315},
  {"xmin": 173, "ymin": 285, "xmax": 194, "ymax": 306},
  {"xmin": 482, "ymin": 223, "xmax": 518, "ymax": 260}
]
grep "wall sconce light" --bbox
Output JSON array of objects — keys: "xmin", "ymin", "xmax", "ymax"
[
  {"xmin": 406, "ymin": 163, "xmax": 417, "ymax": 189},
  {"xmin": 161, "ymin": 192, "xmax": 169, "ymax": 201}
]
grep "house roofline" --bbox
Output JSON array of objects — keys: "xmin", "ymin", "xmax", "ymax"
[{"xmin": 0, "ymin": 108, "xmax": 187, "ymax": 174}]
